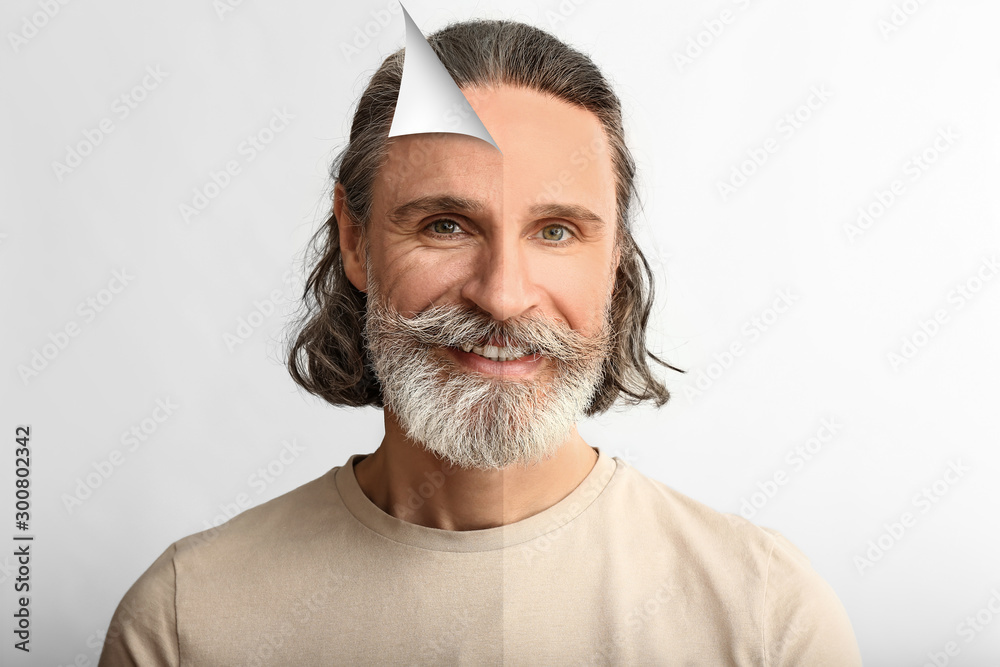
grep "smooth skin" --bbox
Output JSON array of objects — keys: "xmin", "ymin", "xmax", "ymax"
[{"xmin": 342, "ymin": 85, "xmax": 620, "ymax": 531}]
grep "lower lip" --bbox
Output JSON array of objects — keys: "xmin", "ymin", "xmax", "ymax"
[{"xmin": 442, "ymin": 346, "xmax": 546, "ymax": 377}]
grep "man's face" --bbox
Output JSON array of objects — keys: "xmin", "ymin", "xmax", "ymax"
[{"xmin": 345, "ymin": 85, "xmax": 620, "ymax": 469}]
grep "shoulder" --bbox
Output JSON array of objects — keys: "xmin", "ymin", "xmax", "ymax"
[
  {"xmin": 605, "ymin": 459, "xmax": 862, "ymax": 665},
  {"xmin": 759, "ymin": 528, "xmax": 863, "ymax": 665},
  {"xmin": 99, "ymin": 466, "xmax": 343, "ymax": 666},
  {"xmin": 605, "ymin": 459, "xmax": 780, "ymax": 565},
  {"xmin": 98, "ymin": 542, "xmax": 179, "ymax": 666},
  {"xmin": 173, "ymin": 465, "xmax": 342, "ymax": 559}
]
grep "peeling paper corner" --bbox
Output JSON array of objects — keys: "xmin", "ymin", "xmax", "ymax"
[{"xmin": 387, "ymin": 4, "xmax": 500, "ymax": 152}]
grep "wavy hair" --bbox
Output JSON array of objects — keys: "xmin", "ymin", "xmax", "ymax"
[{"xmin": 287, "ymin": 19, "xmax": 683, "ymax": 416}]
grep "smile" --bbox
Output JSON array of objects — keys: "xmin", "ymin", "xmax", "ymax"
[
  {"xmin": 442, "ymin": 344, "xmax": 545, "ymax": 377},
  {"xmin": 457, "ymin": 342, "xmax": 534, "ymax": 362}
]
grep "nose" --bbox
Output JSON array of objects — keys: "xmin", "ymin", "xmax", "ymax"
[{"xmin": 459, "ymin": 232, "xmax": 541, "ymax": 322}]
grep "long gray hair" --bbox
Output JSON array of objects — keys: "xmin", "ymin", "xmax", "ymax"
[{"xmin": 287, "ymin": 18, "xmax": 683, "ymax": 415}]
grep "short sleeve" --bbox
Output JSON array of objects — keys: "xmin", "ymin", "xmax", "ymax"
[
  {"xmin": 760, "ymin": 529, "xmax": 863, "ymax": 666},
  {"xmin": 98, "ymin": 543, "xmax": 180, "ymax": 667}
]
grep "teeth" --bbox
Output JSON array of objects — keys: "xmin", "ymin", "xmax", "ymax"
[
  {"xmin": 464, "ymin": 344, "xmax": 527, "ymax": 361},
  {"xmin": 461, "ymin": 343, "xmax": 473, "ymax": 352}
]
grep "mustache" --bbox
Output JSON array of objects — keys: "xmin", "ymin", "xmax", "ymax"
[{"xmin": 366, "ymin": 301, "xmax": 612, "ymax": 364}]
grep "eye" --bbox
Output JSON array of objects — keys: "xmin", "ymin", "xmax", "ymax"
[
  {"xmin": 429, "ymin": 218, "xmax": 462, "ymax": 235},
  {"xmin": 538, "ymin": 224, "xmax": 573, "ymax": 243}
]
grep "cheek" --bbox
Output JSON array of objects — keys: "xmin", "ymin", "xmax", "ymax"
[
  {"xmin": 373, "ymin": 244, "xmax": 476, "ymax": 311},
  {"xmin": 533, "ymin": 249, "xmax": 616, "ymax": 332}
]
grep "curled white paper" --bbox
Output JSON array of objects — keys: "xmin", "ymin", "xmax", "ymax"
[{"xmin": 387, "ymin": 4, "xmax": 500, "ymax": 151}]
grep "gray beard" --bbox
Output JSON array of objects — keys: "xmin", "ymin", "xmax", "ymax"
[{"xmin": 363, "ymin": 276, "xmax": 612, "ymax": 471}]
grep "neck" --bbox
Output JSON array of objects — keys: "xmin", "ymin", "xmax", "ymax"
[{"xmin": 352, "ymin": 409, "xmax": 599, "ymax": 531}]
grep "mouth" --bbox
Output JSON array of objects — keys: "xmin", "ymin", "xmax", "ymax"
[
  {"xmin": 441, "ymin": 338, "xmax": 545, "ymax": 376},
  {"xmin": 456, "ymin": 339, "xmax": 538, "ymax": 362}
]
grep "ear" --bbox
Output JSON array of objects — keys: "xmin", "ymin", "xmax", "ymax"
[{"xmin": 335, "ymin": 182, "xmax": 368, "ymax": 293}]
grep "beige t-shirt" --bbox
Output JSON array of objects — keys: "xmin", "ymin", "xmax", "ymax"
[{"xmin": 99, "ymin": 449, "xmax": 862, "ymax": 666}]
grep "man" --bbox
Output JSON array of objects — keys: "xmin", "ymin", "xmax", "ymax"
[{"xmin": 100, "ymin": 16, "xmax": 862, "ymax": 666}]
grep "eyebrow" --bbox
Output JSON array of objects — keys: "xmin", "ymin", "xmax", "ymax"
[
  {"xmin": 528, "ymin": 203, "xmax": 606, "ymax": 229},
  {"xmin": 387, "ymin": 195, "xmax": 488, "ymax": 225},
  {"xmin": 385, "ymin": 195, "xmax": 608, "ymax": 230}
]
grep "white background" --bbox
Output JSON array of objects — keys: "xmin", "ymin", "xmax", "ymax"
[{"xmin": 2, "ymin": 0, "xmax": 999, "ymax": 664}]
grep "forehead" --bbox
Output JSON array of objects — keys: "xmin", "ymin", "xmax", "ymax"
[{"xmin": 374, "ymin": 85, "xmax": 616, "ymax": 224}]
